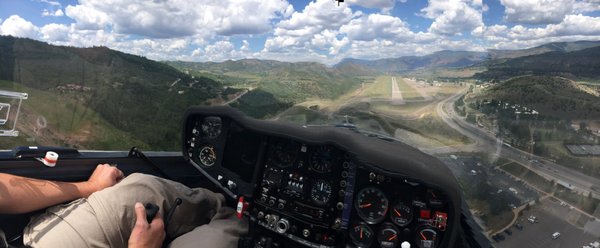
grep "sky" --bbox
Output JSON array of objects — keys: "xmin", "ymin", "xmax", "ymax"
[{"xmin": 1, "ymin": 0, "xmax": 600, "ymax": 64}]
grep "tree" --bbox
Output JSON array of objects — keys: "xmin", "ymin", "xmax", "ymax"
[{"xmin": 579, "ymin": 121, "xmax": 587, "ymax": 132}]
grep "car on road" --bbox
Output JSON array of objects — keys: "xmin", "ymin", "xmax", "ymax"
[
  {"xmin": 515, "ymin": 223, "xmax": 523, "ymax": 230},
  {"xmin": 560, "ymin": 201, "xmax": 567, "ymax": 206},
  {"xmin": 504, "ymin": 229, "xmax": 512, "ymax": 235},
  {"xmin": 492, "ymin": 234, "xmax": 501, "ymax": 242},
  {"xmin": 528, "ymin": 215, "xmax": 539, "ymax": 223},
  {"xmin": 552, "ymin": 232, "xmax": 560, "ymax": 239}
]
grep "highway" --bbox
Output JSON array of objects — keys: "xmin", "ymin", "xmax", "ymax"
[
  {"xmin": 223, "ymin": 89, "xmax": 248, "ymax": 105},
  {"xmin": 437, "ymin": 89, "xmax": 600, "ymax": 199}
]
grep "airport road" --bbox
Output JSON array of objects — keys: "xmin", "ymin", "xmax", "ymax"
[{"xmin": 437, "ymin": 89, "xmax": 600, "ymax": 199}]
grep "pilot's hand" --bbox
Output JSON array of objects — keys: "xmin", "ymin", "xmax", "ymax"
[
  {"xmin": 83, "ymin": 163, "xmax": 124, "ymax": 197},
  {"xmin": 129, "ymin": 202, "xmax": 165, "ymax": 248}
]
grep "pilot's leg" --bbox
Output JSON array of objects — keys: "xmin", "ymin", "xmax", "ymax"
[
  {"xmin": 24, "ymin": 173, "xmax": 226, "ymax": 248},
  {"xmin": 168, "ymin": 207, "xmax": 248, "ymax": 248}
]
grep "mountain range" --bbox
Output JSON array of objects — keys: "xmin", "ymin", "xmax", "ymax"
[
  {"xmin": 334, "ymin": 50, "xmax": 488, "ymax": 73},
  {"xmin": 488, "ymin": 40, "xmax": 600, "ymax": 60},
  {"xmin": 1, "ymin": 35, "xmax": 600, "ymax": 149},
  {"xmin": 167, "ymin": 40, "xmax": 600, "ymax": 77},
  {"xmin": 476, "ymin": 44, "xmax": 600, "ymax": 80}
]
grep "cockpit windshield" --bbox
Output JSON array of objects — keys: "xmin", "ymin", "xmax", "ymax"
[{"xmin": 1, "ymin": 0, "xmax": 599, "ymax": 247}]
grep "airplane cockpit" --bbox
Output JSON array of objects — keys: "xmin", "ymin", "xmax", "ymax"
[{"xmin": 0, "ymin": 106, "xmax": 490, "ymax": 248}]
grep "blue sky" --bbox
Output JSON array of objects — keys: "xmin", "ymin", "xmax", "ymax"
[{"xmin": 1, "ymin": 0, "xmax": 600, "ymax": 64}]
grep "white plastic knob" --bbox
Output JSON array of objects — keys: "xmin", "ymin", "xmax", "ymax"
[
  {"xmin": 401, "ymin": 241, "xmax": 411, "ymax": 248},
  {"xmin": 42, "ymin": 151, "xmax": 58, "ymax": 167}
]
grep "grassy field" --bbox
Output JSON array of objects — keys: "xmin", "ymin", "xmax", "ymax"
[
  {"xmin": 394, "ymin": 112, "xmax": 473, "ymax": 146},
  {"xmin": 371, "ymin": 101, "xmax": 432, "ymax": 116},
  {"xmin": 361, "ymin": 76, "xmax": 391, "ymax": 98},
  {"xmin": 395, "ymin": 77, "xmax": 425, "ymax": 101},
  {"xmin": 360, "ymin": 76, "xmax": 426, "ymax": 100},
  {"xmin": 0, "ymin": 80, "xmax": 149, "ymax": 150},
  {"xmin": 297, "ymin": 81, "xmax": 368, "ymax": 113}
]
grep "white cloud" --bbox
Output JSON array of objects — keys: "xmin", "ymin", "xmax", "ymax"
[
  {"xmin": 573, "ymin": 0, "xmax": 600, "ymax": 13},
  {"xmin": 421, "ymin": 0, "xmax": 483, "ymax": 36},
  {"xmin": 310, "ymin": 29, "xmax": 349, "ymax": 55},
  {"xmin": 40, "ymin": 23, "xmax": 70, "ymax": 41},
  {"xmin": 340, "ymin": 14, "xmax": 413, "ymax": 41},
  {"xmin": 64, "ymin": 0, "xmax": 292, "ymax": 38},
  {"xmin": 481, "ymin": 14, "xmax": 600, "ymax": 49},
  {"xmin": 346, "ymin": 0, "xmax": 395, "ymax": 13},
  {"xmin": 265, "ymin": 0, "xmax": 357, "ymax": 52},
  {"xmin": 40, "ymin": 0, "xmax": 61, "ymax": 7},
  {"xmin": 500, "ymin": 0, "xmax": 575, "ymax": 25},
  {"xmin": 65, "ymin": 4, "xmax": 109, "ymax": 30},
  {"xmin": 12, "ymin": 0, "xmax": 600, "ymax": 65},
  {"xmin": 241, "ymin": 40, "xmax": 250, "ymax": 51},
  {"xmin": 191, "ymin": 48, "xmax": 202, "ymax": 57},
  {"xmin": 42, "ymin": 9, "xmax": 64, "ymax": 17},
  {"xmin": 0, "ymin": 15, "xmax": 39, "ymax": 39},
  {"xmin": 204, "ymin": 40, "xmax": 235, "ymax": 60}
]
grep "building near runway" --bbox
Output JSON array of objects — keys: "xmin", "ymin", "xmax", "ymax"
[{"xmin": 566, "ymin": 144, "xmax": 600, "ymax": 156}]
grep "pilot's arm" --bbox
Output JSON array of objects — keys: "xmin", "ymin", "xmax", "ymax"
[{"xmin": 0, "ymin": 163, "xmax": 124, "ymax": 214}]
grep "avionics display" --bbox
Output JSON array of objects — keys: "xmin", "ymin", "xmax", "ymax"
[{"xmin": 221, "ymin": 123, "xmax": 263, "ymax": 183}]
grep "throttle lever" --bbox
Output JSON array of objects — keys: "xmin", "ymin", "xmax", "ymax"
[
  {"xmin": 165, "ymin": 198, "xmax": 182, "ymax": 231},
  {"xmin": 144, "ymin": 203, "xmax": 160, "ymax": 223}
]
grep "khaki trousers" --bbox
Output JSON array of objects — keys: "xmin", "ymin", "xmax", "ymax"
[{"xmin": 23, "ymin": 173, "xmax": 248, "ymax": 248}]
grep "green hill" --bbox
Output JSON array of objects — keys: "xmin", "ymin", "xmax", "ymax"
[
  {"xmin": 167, "ymin": 59, "xmax": 366, "ymax": 118},
  {"xmin": 0, "ymin": 35, "xmax": 224, "ymax": 150},
  {"xmin": 488, "ymin": 40, "xmax": 600, "ymax": 60},
  {"xmin": 0, "ymin": 80, "xmax": 149, "ymax": 150},
  {"xmin": 476, "ymin": 46, "xmax": 600, "ymax": 80},
  {"xmin": 472, "ymin": 76, "xmax": 600, "ymax": 119}
]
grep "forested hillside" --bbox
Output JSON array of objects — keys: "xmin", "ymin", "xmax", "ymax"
[
  {"xmin": 472, "ymin": 76, "xmax": 600, "ymax": 119},
  {"xmin": 0, "ymin": 36, "xmax": 224, "ymax": 150},
  {"xmin": 168, "ymin": 59, "xmax": 367, "ymax": 118},
  {"xmin": 476, "ymin": 46, "xmax": 600, "ymax": 80}
]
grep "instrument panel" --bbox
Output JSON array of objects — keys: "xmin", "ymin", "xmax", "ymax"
[{"xmin": 182, "ymin": 107, "xmax": 461, "ymax": 248}]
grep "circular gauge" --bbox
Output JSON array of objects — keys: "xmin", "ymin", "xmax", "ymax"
[
  {"xmin": 349, "ymin": 222, "xmax": 374, "ymax": 247},
  {"xmin": 390, "ymin": 201, "xmax": 414, "ymax": 227},
  {"xmin": 309, "ymin": 146, "xmax": 334, "ymax": 173},
  {"xmin": 377, "ymin": 223, "xmax": 400, "ymax": 248},
  {"xmin": 355, "ymin": 187, "xmax": 389, "ymax": 224},
  {"xmin": 416, "ymin": 228, "xmax": 438, "ymax": 248},
  {"xmin": 198, "ymin": 145, "xmax": 217, "ymax": 167},
  {"xmin": 310, "ymin": 180, "xmax": 333, "ymax": 205},
  {"xmin": 427, "ymin": 189, "xmax": 444, "ymax": 208},
  {"xmin": 273, "ymin": 148, "xmax": 295, "ymax": 168},
  {"xmin": 269, "ymin": 141, "xmax": 298, "ymax": 168},
  {"xmin": 201, "ymin": 116, "xmax": 222, "ymax": 139}
]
